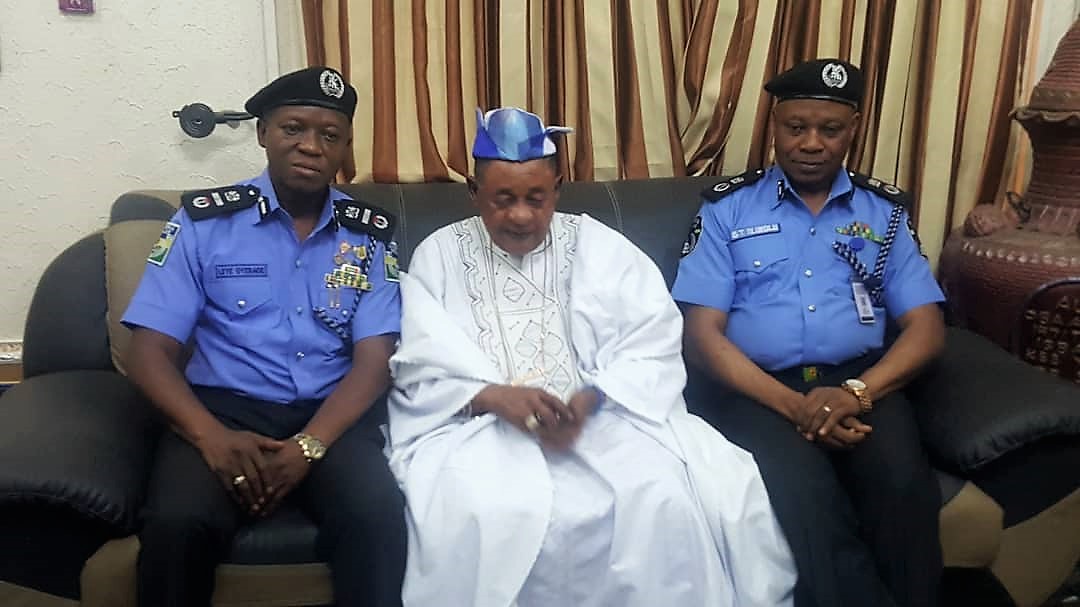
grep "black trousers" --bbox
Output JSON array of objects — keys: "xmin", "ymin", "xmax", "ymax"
[
  {"xmin": 686, "ymin": 360, "xmax": 942, "ymax": 607},
  {"xmin": 136, "ymin": 387, "xmax": 406, "ymax": 607}
]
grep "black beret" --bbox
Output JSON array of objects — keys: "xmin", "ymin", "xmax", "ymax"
[
  {"xmin": 245, "ymin": 66, "xmax": 358, "ymax": 120},
  {"xmin": 764, "ymin": 59, "xmax": 864, "ymax": 109}
]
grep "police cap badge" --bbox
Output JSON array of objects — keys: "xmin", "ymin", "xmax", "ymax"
[
  {"xmin": 245, "ymin": 66, "xmax": 358, "ymax": 121},
  {"xmin": 765, "ymin": 58, "xmax": 864, "ymax": 109}
]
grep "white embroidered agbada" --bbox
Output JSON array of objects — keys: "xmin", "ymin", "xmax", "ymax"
[{"xmin": 388, "ymin": 212, "xmax": 796, "ymax": 607}]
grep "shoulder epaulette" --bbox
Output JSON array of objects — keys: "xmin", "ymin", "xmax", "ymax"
[
  {"xmin": 848, "ymin": 171, "xmax": 913, "ymax": 210},
  {"xmin": 702, "ymin": 168, "xmax": 766, "ymax": 202},
  {"xmin": 333, "ymin": 199, "xmax": 397, "ymax": 243},
  {"xmin": 181, "ymin": 185, "xmax": 260, "ymax": 221}
]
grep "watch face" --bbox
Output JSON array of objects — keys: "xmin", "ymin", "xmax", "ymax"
[
  {"xmin": 845, "ymin": 379, "xmax": 867, "ymax": 391},
  {"xmin": 305, "ymin": 438, "xmax": 326, "ymax": 459}
]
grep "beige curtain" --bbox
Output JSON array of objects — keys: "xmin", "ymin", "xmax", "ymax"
[{"xmin": 297, "ymin": 0, "xmax": 1033, "ymax": 266}]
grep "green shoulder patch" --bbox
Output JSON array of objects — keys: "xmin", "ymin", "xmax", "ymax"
[
  {"xmin": 848, "ymin": 171, "xmax": 913, "ymax": 210},
  {"xmin": 333, "ymin": 199, "xmax": 397, "ymax": 243},
  {"xmin": 181, "ymin": 185, "xmax": 260, "ymax": 221},
  {"xmin": 384, "ymin": 241, "xmax": 401, "ymax": 282},
  {"xmin": 702, "ymin": 168, "xmax": 766, "ymax": 202},
  {"xmin": 147, "ymin": 221, "xmax": 181, "ymax": 266}
]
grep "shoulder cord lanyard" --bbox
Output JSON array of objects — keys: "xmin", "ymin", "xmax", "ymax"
[
  {"xmin": 830, "ymin": 204, "xmax": 903, "ymax": 306},
  {"xmin": 312, "ymin": 233, "xmax": 377, "ymax": 348}
]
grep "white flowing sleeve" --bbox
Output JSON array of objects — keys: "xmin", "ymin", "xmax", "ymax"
[
  {"xmin": 569, "ymin": 215, "xmax": 685, "ymax": 425},
  {"xmin": 387, "ymin": 234, "xmax": 500, "ymax": 450}
]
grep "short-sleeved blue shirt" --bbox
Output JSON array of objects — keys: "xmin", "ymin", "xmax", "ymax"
[
  {"xmin": 671, "ymin": 165, "xmax": 944, "ymax": 371},
  {"xmin": 122, "ymin": 170, "xmax": 401, "ymax": 404}
]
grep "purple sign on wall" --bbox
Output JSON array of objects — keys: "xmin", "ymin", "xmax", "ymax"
[{"xmin": 59, "ymin": 0, "xmax": 94, "ymax": 14}]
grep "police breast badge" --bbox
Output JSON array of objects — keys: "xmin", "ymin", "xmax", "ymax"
[
  {"xmin": 314, "ymin": 237, "xmax": 378, "ymax": 346},
  {"xmin": 324, "ymin": 240, "xmax": 373, "ymax": 308},
  {"xmin": 835, "ymin": 221, "xmax": 885, "ymax": 247}
]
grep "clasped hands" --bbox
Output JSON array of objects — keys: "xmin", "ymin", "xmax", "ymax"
[
  {"xmin": 472, "ymin": 384, "xmax": 601, "ymax": 450},
  {"xmin": 787, "ymin": 386, "xmax": 872, "ymax": 449},
  {"xmin": 194, "ymin": 426, "xmax": 312, "ymax": 517}
]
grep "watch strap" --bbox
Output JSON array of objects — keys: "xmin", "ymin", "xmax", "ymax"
[
  {"xmin": 292, "ymin": 432, "xmax": 326, "ymax": 462},
  {"xmin": 842, "ymin": 380, "xmax": 873, "ymax": 413}
]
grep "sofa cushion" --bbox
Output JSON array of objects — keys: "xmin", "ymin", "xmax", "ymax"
[
  {"xmin": 226, "ymin": 505, "xmax": 320, "ymax": 565},
  {"xmin": 337, "ymin": 177, "xmax": 713, "ymax": 274},
  {"xmin": 938, "ymin": 479, "xmax": 1003, "ymax": 568},
  {"xmin": 22, "ymin": 233, "xmax": 113, "ymax": 378},
  {"xmin": 108, "ymin": 190, "xmax": 181, "ymax": 224},
  {"xmin": 0, "ymin": 581, "xmax": 78, "ymax": 607},
  {"xmin": 0, "ymin": 371, "xmax": 160, "ymax": 531},
  {"xmin": 81, "ymin": 508, "xmax": 334, "ymax": 607},
  {"xmin": 609, "ymin": 176, "xmax": 713, "ymax": 285},
  {"xmin": 909, "ymin": 328, "xmax": 1080, "ymax": 472},
  {"xmin": 105, "ymin": 220, "xmax": 167, "ymax": 375},
  {"xmin": 990, "ymin": 488, "xmax": 1080, "ymax": 607},
  {"xmin": 0, "ymin": 504, "xmax": 116, "ymax": 601}
]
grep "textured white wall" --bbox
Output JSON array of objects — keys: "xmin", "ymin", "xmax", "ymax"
[{"xmin": 0, "ymin": 0, "xmax": 277, "ymax": 341}]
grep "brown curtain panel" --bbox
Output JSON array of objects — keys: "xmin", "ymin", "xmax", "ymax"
[{"xmin": 298, "ymin": 0, "xmax": 1033, "ymax": 266}]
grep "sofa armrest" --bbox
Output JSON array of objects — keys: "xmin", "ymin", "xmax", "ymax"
[
  {"xmin": 0, "ymin": 370, "xmax": 162, "ymax": 532},
  {"xmin": 906, "ymin": 327, "xmax": 1080, "ymax": 473}
]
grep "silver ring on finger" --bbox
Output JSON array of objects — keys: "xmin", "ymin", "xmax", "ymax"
[
  {"xmin": 524, "ymin": 412, "xmax": 541, "ymax": 433},
  {"xmin": 822, "ymin": 405, "xmax": 833, "ymax": 414},
  {"xmin": 232, "ymin": 474, "xmax": 247, "ymax": 486}
]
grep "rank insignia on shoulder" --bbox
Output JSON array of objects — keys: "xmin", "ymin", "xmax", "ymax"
[
  {"xmin": 334, "ymin": 199, "xmax": 396, "ymax": 243},
  {"xmin": 147, "ymin": 221, "xmax": 181, "ymax": 266},
  {"xmin": 702, "ymin": 168, "xmax": 766, "ymax": 202},
  {"xmin": 848, "ymin": 171, "xmax": 912, "ymax": 209},
  {"xmin": 182, "ymin": 185, "xmax": 260, "ymax": 221}
]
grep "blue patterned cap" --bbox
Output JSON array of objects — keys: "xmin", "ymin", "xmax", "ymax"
[{"xmin": 472, "ymin": 107, "xmax": 573, "ymax": 161}]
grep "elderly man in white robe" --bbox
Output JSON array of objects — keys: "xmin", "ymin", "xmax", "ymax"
[{"xmin": 387, "ymin": 107, "xmax": 797, "ymax": 607}]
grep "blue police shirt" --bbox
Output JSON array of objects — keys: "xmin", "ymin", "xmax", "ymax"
[
  {"xmin": 671, "ymin": 165, "xmax": 944, "ymax": 371},
  {"xmin": 121, "ymin": 170, "xmax": 401, "ymax": 404}
]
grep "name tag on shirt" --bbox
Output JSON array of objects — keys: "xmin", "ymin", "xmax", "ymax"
[
  {"xmin": 215, "ymin": 264, "xmax": 268, "ymax": 279},
  {"xmin": 852, "ymin": 282, "xmax": 876, "ymax": 324},
  {"xmin": 730, "ymin": 223, "xmax": 780, "ymax": 241}
]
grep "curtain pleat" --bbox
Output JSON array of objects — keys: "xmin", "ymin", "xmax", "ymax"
[{"xmin": 296, "ymin": 0, "xmax": 1039, "ymax": 267}]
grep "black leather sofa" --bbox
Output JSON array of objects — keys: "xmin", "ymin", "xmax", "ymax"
[{"xmin": 1, "ymin": 176, "xmax": 1078, "ymax": 607}]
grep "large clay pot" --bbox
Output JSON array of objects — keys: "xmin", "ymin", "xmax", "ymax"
[{"xmin": 939, "ymin": 20, "xmax": 1080, "ymax": 384}]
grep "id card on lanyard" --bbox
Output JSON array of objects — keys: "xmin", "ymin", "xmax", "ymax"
[{"xmin": 852, "ymin": 282, "xmax": 876, "ymax": 324}]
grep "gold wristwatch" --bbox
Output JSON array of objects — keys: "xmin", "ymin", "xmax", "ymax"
[
  {"xmin": 292, "ymin": 433, "xmax": 327, "ymax": 463},
  {"xmin": 841, "ymin": 379, "xmax": 873, "ymax": 413}
]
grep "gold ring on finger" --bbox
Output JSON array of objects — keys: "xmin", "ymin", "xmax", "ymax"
[
  {"xmin": 232, "ymin": 474, "xmax": 247, "ymax": 486},
  {"xmin": 524, "ymin": 413, "xmax": 541, "ymax": 433}
]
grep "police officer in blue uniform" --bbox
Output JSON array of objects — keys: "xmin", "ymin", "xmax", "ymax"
[
  {"xmin": 673, "ymin": 59, "xmax": 946, "ymax": 607},
  {"xmin": 123, "ymin": 67, "xmax": 405, "ymax": 607}
]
